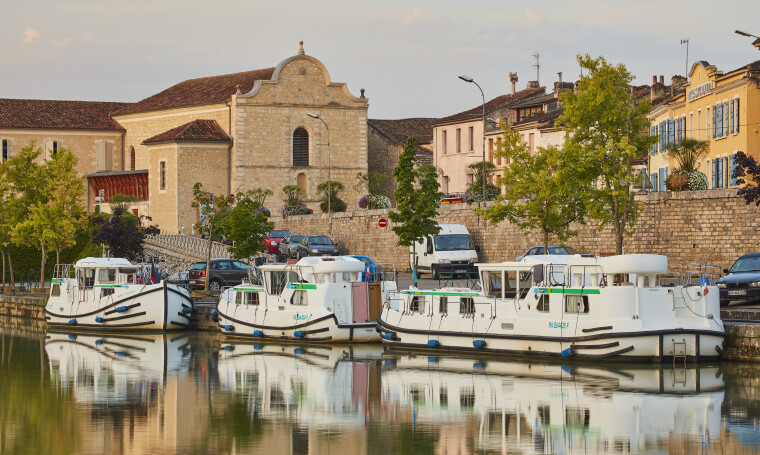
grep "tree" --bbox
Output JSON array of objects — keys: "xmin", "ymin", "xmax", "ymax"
[
  {"xmin": 0, "ymin": 161, "xmax": 13, "ymax": 289},
  {"xmin": 465, "ymin": 161, "xmax": 500, "ymax": 202},
  {"xmin": 354, "ymin": 171, "xmax": 389, "ymax": 195},
  {"xmin": 556, "ymin": 55, "xmax": 656, "ymax": 254},
  {"xmin": 317, "ymin": 180, "xmax": 347, "ymax": 213},
  {"xmin": 388, "ymin": 136, "xmax": 442, "ymax": 285},
  {"xmin": 14, "ymin": 149, "xmax": 86, "ymax": 287},
  {"xmin": 481, "ymin": 125, "xmax": 585, "ymax": 250},
  {"xmin": 192, "ymin": 182, "xmax": 234, "ymax": 289},
  {"xmin": 5, "ymin": 143, "xmax": 46, "ymax": 288},
  {"xmin": 109, "ymin": 193, "xmax": 139, "ymax": 214},
  {"xmin": 90, "ymin": 208, "xmax": 159, "ymax": 261},
  {"xmin": 222, "ymin": 189, "xmax": 274, "ymax": 260},
  {"xmin": 732, "ymin": 151, "xmax": 760, "ymax": 206}
]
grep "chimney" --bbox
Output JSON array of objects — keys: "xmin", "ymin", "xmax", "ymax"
[
  {"xmin": 659, "ymin": 75, "xmax": 664, "ymax": 85},
  {"xmin": 671, "ymin": 75, "xmax": 687, "ymax": 95},
  {"xmin": 650, "ymin": 76, "xmax": 666, "ymax": 102},
  {"xmin": 509, "ymin": 72, "xmax": 518, "ymax": 94},
  {"xmin": 652, "ymin": 75, "xmax": 657, "ymax": 85},
  {"xmin": 527, "ymin": 80, "xmax": 540, "ymax": 89}
]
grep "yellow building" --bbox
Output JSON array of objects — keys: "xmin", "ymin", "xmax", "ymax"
[{"xmin": 648, "ymin": 60, "xmax": 760, "ymax": 191}]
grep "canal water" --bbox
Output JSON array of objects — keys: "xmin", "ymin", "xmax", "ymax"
[{"xmin": 1, "ymin": 330, "xmax": 759, "ymax": 454}]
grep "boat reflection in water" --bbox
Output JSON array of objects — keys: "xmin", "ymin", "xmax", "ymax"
[{"xmin": 382, "ymin": 353, "xmax": 724, "ymax": 454}]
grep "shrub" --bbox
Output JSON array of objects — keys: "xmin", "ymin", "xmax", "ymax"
[
  {"xmin": 665, "ymin": 172, "xmax": 688, "ymax": 191},
  {"xmin": 358, "ymin": 194, "xmax": 391, "ymax": 209},
  {"xmin": 281, "ymin": 203, "xmax": 310, "ymax": 217},
  {"xmin": 686, "ymin": 171, "xmax": 708, "ymax": 190}
]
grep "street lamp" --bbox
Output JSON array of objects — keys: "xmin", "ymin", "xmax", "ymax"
[
  {"xmin": 735, "ymin": 30, "xmax": 760, "ymax": 50},
  {"xmin": 307, "ymin": 113, "xmax": 331, "ymax": 234},
  {"xmin": 458, "ymin": 74, "xmax": 487, "ymax": 211}
]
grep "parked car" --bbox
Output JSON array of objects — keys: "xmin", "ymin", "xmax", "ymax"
[
  {"xmin": 188, "ymin": 258, "xmax": 252, "ymax": 291},
  {"xmin": 716, "ymin": 252, "xmax": 760, "ymax": 307},
  {"xmin": 296, "ymin": 235, "xmax": 338, "ymax": 258},
  {"xmin": 279, "ymin": 234, "xmax": 304, "ymax": 259},
  {"xmin": 263, "ymin": 229, "xmax": 291, "ymax": 253},
  {"xmin": 516, "ymin": 245, "xmax": 580, "ymax": 261},
  {"xmin": 348, "ymin": 255, "xmax": 381, "ymax": 281}
]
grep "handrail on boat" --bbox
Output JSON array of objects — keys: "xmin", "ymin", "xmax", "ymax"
[{"xmin": 657, "ymin": 263, "xmax": 721, "ymax": 287}]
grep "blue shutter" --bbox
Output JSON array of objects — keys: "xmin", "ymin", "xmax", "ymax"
[
  {"xmin": 713, "ymin": 106, "xmax": 717, "ymax": 138},
  {"xmin": 712, "ymin": 159, "xmax": 718, "ymax": 188},
  {"xmin": 730, "ymin": 154, "xmax": 737, "ymax": 186},
  {"xmin": 650, "ymin": 174, "xmax": 656, "ymax": 191},
  {"xmin": 719, "ymin": 158, "xmax": 725, "ymax": 188},
  {"xmin": 659, "ymin": 168, "xmax": 666, "ymax": 192},
  {"xmin": 668, "ymin": 119, "xmax": 675, "ymax": 145},
  {"xmin": 660, "ymin": 121, "xmax": 666, "ymax": 150},
  {"xmin": 736, "ymin": 99, "xmax": 740, "ymax": 133},
  {"xmin": 724, "ymin": 101, "xmax": 729, "ymax": 137},
  {"xmin": 650, "ymin": 126, "xmax": 656, "ymax": 155},
  {"xmin": 676, "ymin": 118, "xmax": 682, "ymax": 143},
  {"xmin": 730, "ymin": 100, "xmax": 735, "ymax": 134}
]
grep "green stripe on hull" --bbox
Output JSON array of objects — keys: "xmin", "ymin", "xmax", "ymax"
[
  {"xmin": 535, "ymin": 288, "xmax": 601, "ymax": 295},
  {"xmin": 286, "ymin": 283, "xmax": 317, "ymax": 290},
  {"xmin": 237, "ymin": 287, "xmax": 265, "ymax": 292},
  {"xmin": 401, "ymin": 290, "xmax": 481, "ymax": 297}
]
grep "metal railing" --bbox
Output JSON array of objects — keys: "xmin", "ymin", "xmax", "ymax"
[
  {"xmin": 146, "ymin": 234, "xmax": 230, "ymax": 259},
  {"xmin": 657, "ymin": 263, "xmax": 722, "ymax": 287}
]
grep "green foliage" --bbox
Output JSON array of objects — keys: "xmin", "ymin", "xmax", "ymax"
[
  {"xmin": 281, "ymin": 185, "xmax": 310, "ymax": 216},
  {"xmin": 317, "ymin": 180, "xmax": 346, "ymax": 213},
  {"xmin": 109, "ymin": 193, "xmax": 139, "ymax": 214},
  {"xmin": 192, "ymin": 182, "xmax": 235, "ymax": 287},
  {"xmin": 466, "ymin": 161, "xmax": 499, "ymax": 202},
  {"xmin": 355, "ymin": 171, "xmax": 389, "ymax": 195},
  {"xmin": 556, "ymin": 54, "xmax": 656, "ymax": 254},
  {"xmin": 222, "ymin": 189, "xmax": 274, "ymax": 260},
  {"xmin": 687, "ymin": 170, "xmax": 709, "ymax": 190},
  {"xmin": 90, "ymin": 209, "xmax": 158, "ymax": 261},
  {"xmin": 389, "ymin": 137, "xmax": 441, "ymax": 279},
  {"xmin": 481, "ymin": 125, "xmax": 585, "ymax": 248},
  {"xmin": 665, "ymin": 138, "xmax": 709, "ymax": 174}
]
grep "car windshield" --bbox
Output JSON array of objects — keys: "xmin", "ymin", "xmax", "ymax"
[
  {"xmin": 730, "ymin": 256, "xmax": 760, "ymax": 272},
  {"xmin": 309, "ymin": 236, "xmax": 333, "ymax": 245},
  {"xmin": 189, "ymin": 263, "xmax": 206, "ymax": 270},
  {"xmin": 434, "ymin": 234, "xmax": 470, "ymax": 251},
  {"xmin": 290, "ymin": 235, "xmax": 303, "ymax": 242},
  {"xmin": 270, "ymin": 230, "xmax": 289, "ymax": 238}
]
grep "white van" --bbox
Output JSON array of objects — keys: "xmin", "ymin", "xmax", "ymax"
[{"xmin": 410, "ymin": 224, "xmax": 479, "ymax": 279}]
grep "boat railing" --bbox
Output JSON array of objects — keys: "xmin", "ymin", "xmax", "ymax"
[
  {"xmin": 657, "ymin": 263, "xmax": 722, "ymax": 287},
  {"xmin": 53, "ymin": 264, "xmax": 75, "ymax": 280},
  {"xmin": 374, "ymin": 263, "xmax": 397, "ymax": 284}
]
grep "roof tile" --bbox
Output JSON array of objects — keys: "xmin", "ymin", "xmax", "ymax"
[
  {"xmin": 0, "ymin": 98, "xmax": 129, "ymax": 131},
  {"xmin": 142, "ymin": 119, "xmax": 232, "ymax": 145}
]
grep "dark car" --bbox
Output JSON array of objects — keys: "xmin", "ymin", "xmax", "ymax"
[
  {"xmin": 279, "ymin": 234, "xmax": 304, "ymax": 259},
  {"xmin": 516, "ymin": 245, "xmax": 580, "ymax": 261},
  {"xmin": 188, "ymin": 258, "xmax": 251, "ymax": 291},
  {"xmin": 716, "ymin": 252, "xmax": 760, "ymax": 307},
  {"xmin": 348, "ymin": 255, "xmax": 381, "ymax": 281},
  {"xmin": 263, "ymin": 229, "xmax": 291, "ymax": 253},
  {"xmin": 296, "ymin": 235, "xmax": 337, "ymax": 258}
]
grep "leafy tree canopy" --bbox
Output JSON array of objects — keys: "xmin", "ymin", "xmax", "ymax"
[
  {"xmin": 90, "ymin": 208, "xmax": 158, "ymax": 261},
  {"xmin": 222, "ymin": 189, "xmax": 274, "ymax": 260},
  {"xmin": 732, "ymin": 151, "xmax": 760, "ymax": 206}
]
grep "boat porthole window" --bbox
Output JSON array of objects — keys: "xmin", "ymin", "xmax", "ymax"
[
  {"xmin": 460, "ymin": 297, "xmax": 475, "ymax": 315},
  {"xmin": 564, "ymin": 295, "xmax": 589, "ymax": 314},
  {"xmin": 51, "ymin": 284, "xmax": 60, "ymax": 297},
  {"xmin": 101, "ymin": 288, "xmax": 115, "ymax": 297},
  {"xmin": 439, "ymin": 296, "xmax": 448, "ymax": 315},
  {"xmin": 410, "ymin": 296, "xmax": 425, "ymax": 314},
  {"xmin": 291, "ymin": 290, "xmax": 308, "ymax": 306}
]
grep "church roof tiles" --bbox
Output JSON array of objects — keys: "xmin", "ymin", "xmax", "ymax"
[
  {"xmin": 142, "ymin": 119, "xmax": 232, "ymax": 145},
  {"xmin": 0, "ymin": 98, "xmax": 129, "ymax": 131}
]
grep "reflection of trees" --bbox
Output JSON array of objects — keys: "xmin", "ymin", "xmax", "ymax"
[
  {"xmin": 0, "ymin": 334, "xmax": 80, "ymax": 455},
  {"xmin": 367, "ymin": 422, "xmax": 439, "ymax": 455},
  {"xmin": 722, "ymin": 363, "xmax": 760, "ymax": 420}
]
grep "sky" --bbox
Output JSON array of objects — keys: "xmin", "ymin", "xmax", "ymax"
[{"xmin": 2, "ymin": 0, "xmax": 759, "ymax": 120}]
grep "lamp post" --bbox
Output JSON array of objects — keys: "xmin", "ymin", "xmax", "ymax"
[
  {"xmin": 735, "ymin": 30, "xmax": 760, "ymax": 50},
  {"xmin": 307, "ymin": 113, "xmax": 331, "ymax": 234},
  {"xmin": 458, "ymin": 75, "xmax": 487, "ymax": 209}
]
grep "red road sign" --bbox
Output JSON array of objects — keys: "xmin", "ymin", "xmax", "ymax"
[{"xmin": 378, "ymin": 218, "xmax": 388, "ymax": 227}]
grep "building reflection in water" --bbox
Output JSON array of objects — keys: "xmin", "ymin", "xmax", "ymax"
[{"xmin": 38, "ymin": 331, "xmax": 760, "ymax": 454}]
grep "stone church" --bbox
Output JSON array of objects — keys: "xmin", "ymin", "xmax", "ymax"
[{"xmin": 1, "ymin": 42, "xmax": 369, "ymax": 234}]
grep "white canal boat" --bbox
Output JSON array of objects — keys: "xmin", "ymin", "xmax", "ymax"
[
  {"xmin": 214, "ymin": 256, "xmax": 397, "ymax": 342},
  {"xmin": 45, "ymin": 257, "xmax": 194, "ymax": 331},
  {"xmin": 378, "ymin": 254, "xmax": 726, "ymax": 361}
]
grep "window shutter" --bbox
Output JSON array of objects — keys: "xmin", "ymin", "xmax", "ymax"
[
  {"xmin": 724, "ymin": 101, "xmax": 729, "ymax": 137},
  {"xmin": 292, "ymin": 128, "xmax": 309, "ymax": 167},
  {"xmin": 730, "ymin": 154, "xmax": 737, "ymax": 186},
  {"xmin": 650, "ymin": 174, "xmax": 657, "ymax": 191},
  {"xmin": 730, "ymin": 100, "xmax": 735, "ymax": 134},
  {"xmin": 660, "ymin": 121, "xmax": 666, "ymax": 150},
  {"xmin": 659, "ymin": 168, "xmax": 665, "ymax": 192},
  {"xmin": 713, "ymin": 106, "xmax": 717, "ymax": 138},
  {"xmin": 736, "ymin": 99, "xmax": 740, "ymax": 133},
  {"xmin": 676, "ymin": 118, "xmax": 681, "ymax": 143},
  {"xmin": 668, "ymin": 120, "xmax": 675, "ymax": 145},
  {"xmin": 650, "ymin": 126, "xmax": 656, "ymax": 155},
  {"xmin": 712, "ymin": 159, "xmax": 717, "ymax": 188}
]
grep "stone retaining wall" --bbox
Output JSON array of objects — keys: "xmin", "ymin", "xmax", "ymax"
[{"xmin": 270, "ymin": 189, "xmax": 760, "ymax": 272}]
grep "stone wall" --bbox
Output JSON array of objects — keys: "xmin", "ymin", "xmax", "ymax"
[{"xmin": 270, "ymin": 188, "xmax": 760, "ymax": 272}]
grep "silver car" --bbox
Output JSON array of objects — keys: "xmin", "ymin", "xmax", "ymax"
[{"xmin": 279, "ymin": 234, "xmax": 304, "ymax": 259}]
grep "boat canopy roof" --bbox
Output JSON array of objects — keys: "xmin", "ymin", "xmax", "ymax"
[
  {"xmin": 260, "ymin": 256, "xmax": 365, "ymax": 274},
  {"xmin": 477, "ymin": 254, "xmax": 668, "ymax": 275},
  {"xmin": 74, "ymin": 257, "xmax": 135, "ymax": 269}
]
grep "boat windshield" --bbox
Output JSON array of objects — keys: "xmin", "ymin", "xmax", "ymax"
[
  {"xmin": 730, "ymin": 256, "xmax": 760, "ymax": 273},
  {"xmin": 434, "ymin": 234, "xmax": 471, "ymax": 251}
]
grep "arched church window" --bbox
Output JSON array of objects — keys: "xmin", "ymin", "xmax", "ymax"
[
  {"xmin": 130, "ymin": 146, "xmax": 136, "ymax": 171},
  {"xmin": 293, "ymin": 128, "xmax": 309, "ymax": 167}
]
